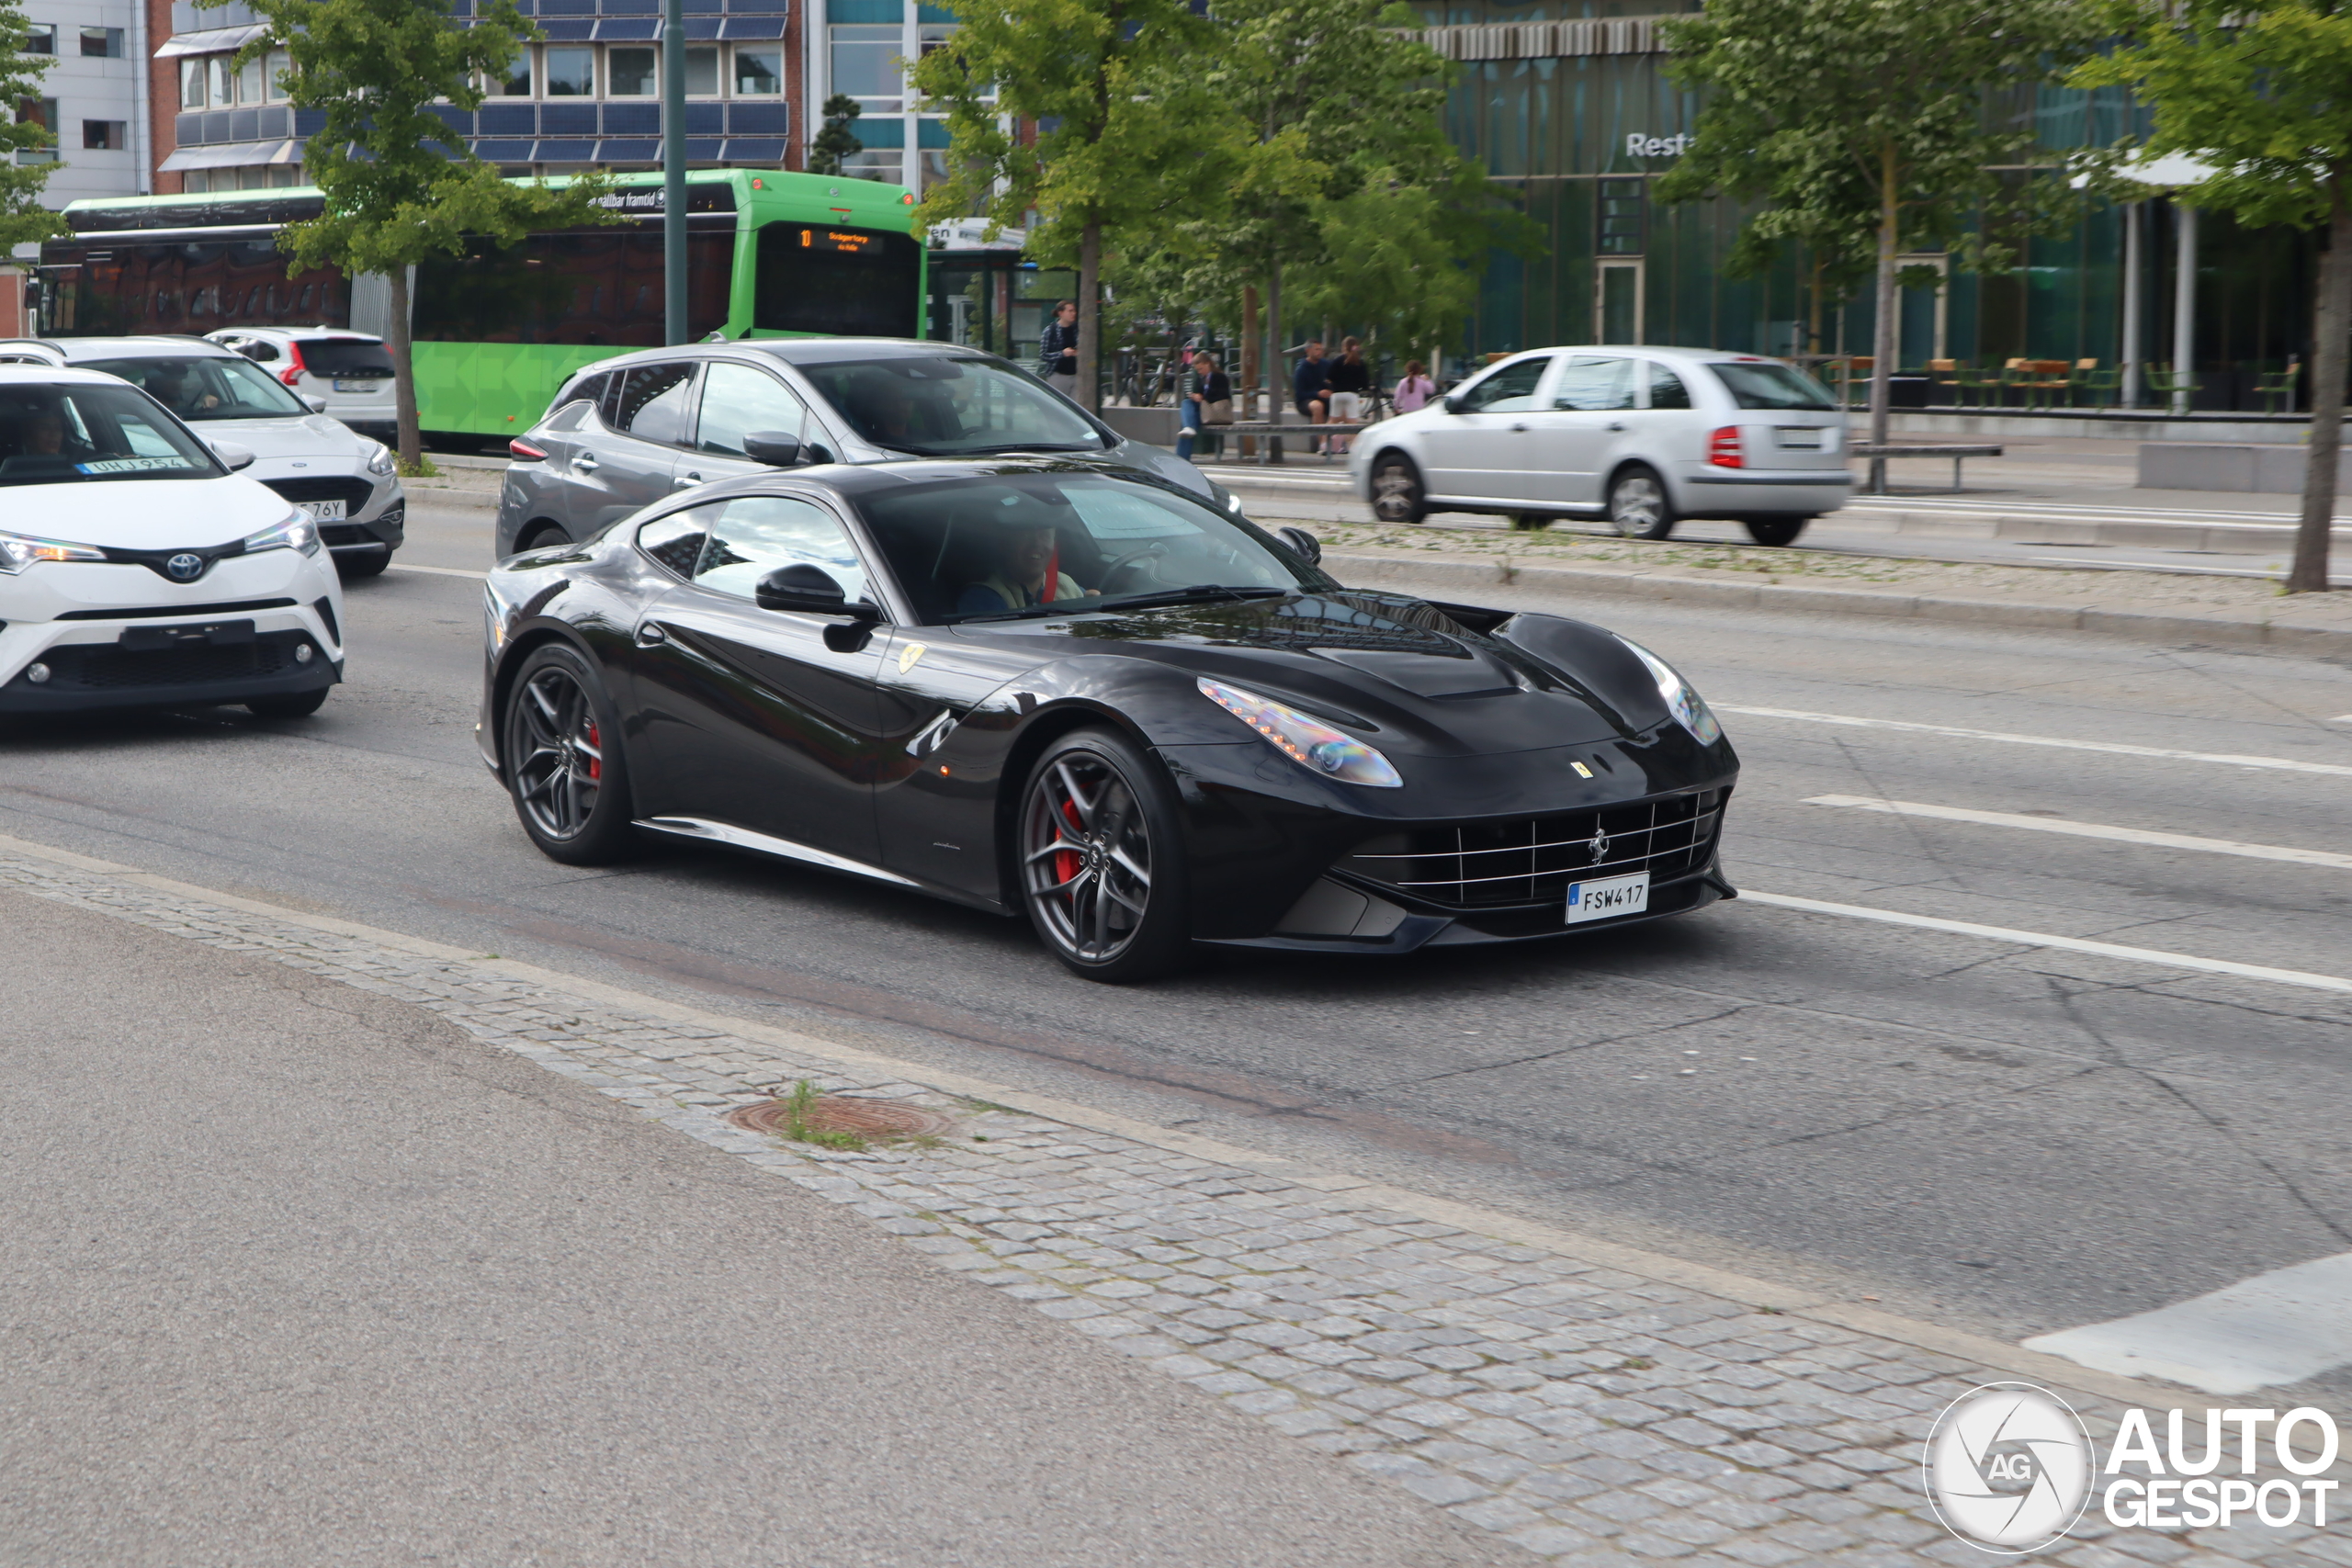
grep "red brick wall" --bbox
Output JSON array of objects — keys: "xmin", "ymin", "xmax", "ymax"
[
  {"xmin": 0, "ymin": 271, "xmax": 25, "ymax": 335},
  {"xmin": 148, "ymin": 0, "xmax": 181, "ymax": 194}
]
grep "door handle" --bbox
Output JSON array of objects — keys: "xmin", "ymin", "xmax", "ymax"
[
  {"xmin": 673, "ymin": 471, "xmax": 702, "ymax": 489},
  {"xmin": 633, "ymin": 620, "xmax": 667, "ymax": 649},
  {"xmin": 573, "ymin": 451, "xmax": 599, "ymax": 471},
  {"xmin": 1510, "ymin": 423, "xmax": 1529, "ymax": 433},
  {"xmin": 1607, "ymin": 422, "xmax": 1625, "ymax": 432}
]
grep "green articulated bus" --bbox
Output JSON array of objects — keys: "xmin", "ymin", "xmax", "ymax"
[{"xmin": 39, "ymin": 169, "xmax": 928, "ymax": 436}]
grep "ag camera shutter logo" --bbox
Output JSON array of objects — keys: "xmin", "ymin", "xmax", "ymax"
[{"xmin": 1924, "ymin": 1382, "xmax": 2094, "ymax": 1552}]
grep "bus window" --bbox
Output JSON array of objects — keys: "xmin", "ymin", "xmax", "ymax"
[{"xmin": 752, "ymin": 223, "xmax": 922, "ymax": 338}]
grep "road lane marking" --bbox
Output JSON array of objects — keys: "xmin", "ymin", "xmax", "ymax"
[
  {"xmin": 1743, "ymin": 890, "xmax": 2352, "ymax": 996},
  {"xmin": 1717, "ymin": 705, "xmax": 2352, "ymax": 778},
  {"xmin": 2023, "ymin": 1251, "xmax": 2352, "ymax": 1394},
  {"xmin": 388, "ymin": 562, "xmax": 490, "ymax": 580},
  {"xmin": 1804, "ymin": 795, "xmax": 2352, "ymax": 871}
]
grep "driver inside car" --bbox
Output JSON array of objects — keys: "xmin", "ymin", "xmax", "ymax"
[{"xmin": 957, "ymin": 521, "xmax": 1083, "ymax": 616}]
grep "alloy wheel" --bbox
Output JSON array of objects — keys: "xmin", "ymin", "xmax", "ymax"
[
  {"xmin": 510, "ymin": 664, "xmax": 605, "ymax": 840},
  {"xmin": 1372, "ymin": 458, "xmax": 1425, "ymax": 524},
  {"xmin": 1611, "ymin": 473, "xmax": 1668, "ymax": 537},
  {"xmin": 1021, "ymin": 751, "xmax": 1154, "ymax": 964}
]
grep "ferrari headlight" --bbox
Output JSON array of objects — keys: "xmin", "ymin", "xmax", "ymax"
[
  {"xmin": 363, "ymin": 442, "xmax": 397, "ymax": 478},
  {"xmin": 243, "ymin": 512, "xmax": 323, "ymax": 558},
  {"xmin": 0, "ymin": 530, "xmax": 107, "ymax": 573},
  {"xmin": 1619, "ymin": 637, "xmax": 1722, "ymax": 745},
  {"xmin": 1198, "ymin": 677, "xmax": 1402, "ymax": 787}
]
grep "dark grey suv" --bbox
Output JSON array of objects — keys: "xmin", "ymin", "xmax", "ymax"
[{"xmin": 495, "ymin": 338, "xmax": 1234, "ymax": 557}]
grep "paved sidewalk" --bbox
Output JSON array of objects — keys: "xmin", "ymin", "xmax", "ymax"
[{"xmin": 6, "ymin": 833, "xmax": 2349, "ymax": 1565}]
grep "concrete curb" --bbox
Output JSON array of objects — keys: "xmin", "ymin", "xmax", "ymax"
[{"xmin": 1323, "ymin": 548, "xmax": 2352, "ymax": 660}]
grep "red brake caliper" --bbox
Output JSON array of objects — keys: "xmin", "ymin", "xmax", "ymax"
[
  {"xmin": 585, "ymin": 721, "xmax": 602, "ymax": 781},
  {"xmin": 1055, "ymin": 795, "xmax": 1082, "ymax": 887}
]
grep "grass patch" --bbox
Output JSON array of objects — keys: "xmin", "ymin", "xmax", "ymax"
[
  {"xmin": 396, "ymin": 455, "xmax": 442, "ymax": 479},
  {"xmin": 776, "ymin": 1078, "xmax": 867, "ymax": 1151}
]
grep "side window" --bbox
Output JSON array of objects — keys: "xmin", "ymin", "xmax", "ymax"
[
  {"xmin": 545, "ymin": 399, "xmax": 595, "ymax": 434},
  {"xmin": 690, "ymin": 495, "xmax": 870, "ymax": 606},
  {"xmin": 695, "ymin": 362, "xmax": 809, "ymax": 457},
  {"xmin": 612, "ymin": 363, "xmax": 696, "ymax": 446},
  {"xmin": 561, "ymin": 371, "xmax": 609, "ymax": 420},
  {"xmin": 1552, "ymin": 357, "xmax": 1635, "ymax": 412},
  {"xmin": 1460, "ymin": 355, "xmax": 1552, "ymax": 414},
  {"xmin": 637, "ymin": 507, "xmax": 711, "ymax": 578},
  {"xmin": 1646, "ymin": 364, "xmax": 1691, "ymax": 410}
]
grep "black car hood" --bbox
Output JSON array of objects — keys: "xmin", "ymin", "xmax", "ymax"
[{"xmin": 954, "ymin": 591, "xmax": 1660, "ymax": 758}]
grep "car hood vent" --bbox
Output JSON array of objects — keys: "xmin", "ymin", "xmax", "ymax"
[{"xmin": 1310, "ymin": 647, "xmax": 1521, "ymax": 700}]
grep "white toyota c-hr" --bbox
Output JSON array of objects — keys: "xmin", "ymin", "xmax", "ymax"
[
  {"xmin": 0, "ymin": 367, "xmax": 346, "ymax": 718},
  {"xmin": 1350, "ymin": 345, "xmax": 1854, "ymax": 547}
]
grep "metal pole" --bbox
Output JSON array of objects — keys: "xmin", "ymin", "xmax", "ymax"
[
  {"xmin": 2120, "ymin": 201, "xmax": 2142, "ymax": 409},
  {"xmin": 2172, "ymin": 202, "xmax": 2197, "ymax": 419},
  {"xmin": 662, "ymin": 0, "xmax": 689, "ymax": 345}
]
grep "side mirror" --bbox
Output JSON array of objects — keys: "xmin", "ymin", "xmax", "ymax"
[
  {"xmin": 755, "ymin": 562, "xmax": 880, "ymax": 620},
  {"xmin": 302, "ymin": 395, "xmax": 328, "ymax": 414},
  {"xmin": 210, "ymin": 439, "xmax": 256, "ymax": 470},
  {"xmin": 742, "ymin": 431, "xmax": 803, "ymax": 467},
  {"xmin": 1276, "ymin": 525, "xmax": 1322, "ymax": 567},
  {"xmin": 1442, "ymin": 394, "xmax": 1467, "ymax": 415}
]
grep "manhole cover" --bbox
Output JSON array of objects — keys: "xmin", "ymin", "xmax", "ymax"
[{"xmin": 728, "ymin": 1094, "xmax": 957, "ymax": 1140}]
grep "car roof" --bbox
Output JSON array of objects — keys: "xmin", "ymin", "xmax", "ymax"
[
  {"xmin": 6, "ymin": 335, "xmax": 242, "ymax": 361},
  {"xmin": 1498, "ymin": 345, "xmax": 1797, "ymax": 367},
  {"xmin": 213, "ymin": 326, "xmax": 379, "ymax": 341},
  {"xmin": 0, "ymin": 364, "xmax": 160, "ymax": 387},
  {"xmin": 571, "ymin": 338, "xmax": 994, "ymax": 378}
]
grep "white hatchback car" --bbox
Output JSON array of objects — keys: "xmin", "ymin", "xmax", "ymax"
[
  {"xmin": 207, "ymin": 326, "xmax": 397, "ymax": 440},
  {"xmin": 0, "ymin": 336, "xmax": 406, "ymax": 577},
  {"xmin": 0, "ymin": 367, "xmax": 346, "ymax": 717},
  {"xmin": 1351, "ymin": 346, "xmax": 1854, "ymax": 546}
]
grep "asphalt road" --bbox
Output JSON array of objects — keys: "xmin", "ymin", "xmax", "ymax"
[
  {"xmin": 6, "ymin": 497, "xmax": 2348, "ymax": 1387},
  {"xmin": 0, "ymin": 888, "xmax": 1506, "ymax": 1567}
]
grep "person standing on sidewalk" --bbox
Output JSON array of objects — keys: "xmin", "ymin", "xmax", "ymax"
[
  {"xmin": 1293, "ymin": 342, "xmax": 1332, "ymax": 454},
  {"xmin": 1177, "ymin": 355, "xmax": 1231, "ymax": 462},
  {"xmin": 1040, "ymin": 301, "xmax": 1080, "ymax": 398},
  {"xmin": 1324, "ymin": 338, "xmax": 1371, "ymax": 456},
  {"xmin": 1394, "ymin": 358, "xmax": 1436, "ymax": 412}
]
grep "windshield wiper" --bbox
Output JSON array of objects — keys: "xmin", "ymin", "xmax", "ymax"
[{"xmin": 1095, "ymin": 585, "xmax": 1291, "ymax": 613}]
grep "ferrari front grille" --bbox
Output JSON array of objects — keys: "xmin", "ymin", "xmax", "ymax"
[{"xmin": 1337, "ymin": 788, "xmax": 1729, "ymax": 908}]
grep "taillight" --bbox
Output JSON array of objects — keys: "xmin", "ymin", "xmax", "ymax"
[
  {"xmin": 509, "ymin": 437, "xmax": 548, "ymax": 460},
  {"xmin": 278, "ymin": 340, "xmax": 307, "ymax": 387},
  {"xmin": 1707, "ymin": 426, "xmax": 1744, "ymax": 468}
]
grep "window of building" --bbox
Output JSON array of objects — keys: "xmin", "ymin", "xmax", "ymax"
[
  {"xmin": 828, "ymin": 26, "xmax": 901, "ymax": 108},
  {"xmin": 842, "ymin": 150, "xmax": 902, "ymax": 185},
  {"xmin": 82, "ymin": 119, "xmax": 125, "ymax": 150},
  {"xmin": 22, "ymin": 23, "xmax": 55, "ymax": 53},
  {"xmin": 684, "ymin": 46, "xmax": 718, "ymax": 95},
  {"xmin": 492, "ymin": 51, "xmax": 533, "ymax": 96},
  {"xmin": 80, "ymin": 25, "xmax": 124, "ymax": 57},
  {"xmin": 915, "ymin": 23, "xmax": 989, "ymax": 101},
  {"xmin": 266, "ymin": 50, "xmax": 289, "ymax": 101},
  {"xmin": 181, "ymin": 57, "xmax": 205, "ymax": 108},
  {"xmin": 544, "ymin": 46, "xmax": 594, "ymax": 96},
  {"xmin": 15, "ymin": 97, "xmax": 57, "ymax": 162},
  {"xmin": 209, "ymin": 54, "xmax": 235, "ymax": 107},
  {"xmin": 607, "ymin": 46, "xmax": 656, "ymax": 96},
  {"xmin": 1597, "ymin": 178, "xmax": 1645, "ymax": 256},
  {"xmin": 238, "ymin": 53, "xmax": 265, "ymax": 104},
  {"xmin": 735, "ymin": 46, "xmax": 783, "ymax": 96}
]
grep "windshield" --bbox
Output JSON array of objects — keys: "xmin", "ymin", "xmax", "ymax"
[
  {"xmin": 797, "ymin": 355, "xmax": 1107, "ymax": 457},
  {"xmin": 857, "ymin": 472, "xmax": 1321, "ymax": 625},
  {"xmin": 1708, "ymin": 361, "xmax": 1838, "ymax": 412},
  {"xmin": 81, "ymin": 355, "xmax": 312, "ymax": 421},
  {"xmin": 294, "ymin": 338, "xmax": 396, "ymax": 377},
  {"xmin": 0, "ymin": 380, "xmax": 226, "ymax": 487}
]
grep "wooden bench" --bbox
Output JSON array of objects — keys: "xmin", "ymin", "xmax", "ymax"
[
  {"xmin": 1849, "ymin": 443, "xmax": 2004, "ymax": 493},
  {"xmin": 1203, "ymin": 421, "xmax": 1373, "ymax": 464}
]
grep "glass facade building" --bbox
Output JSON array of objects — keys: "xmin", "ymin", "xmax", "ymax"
[{"xmin": 1425, "ymin": 1, "xmax": 2322, "ymax": 412}]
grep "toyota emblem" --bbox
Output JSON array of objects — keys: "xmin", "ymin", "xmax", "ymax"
[{"xmin": 165, "ymin": 552, "xmax": 205, "ymax": 581}]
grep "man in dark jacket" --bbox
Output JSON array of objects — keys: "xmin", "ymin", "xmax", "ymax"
[
  {"xmin": 1293, "ymin": 342, "xmax": 1332, "ymax": 454},
  {"xmin": 1039, "ymin": 301, "xmax": 1080, "ymax": 397},
  {"xmin": 1323, "ymin": 337, "xmax": 1371, "ymax": 455}
]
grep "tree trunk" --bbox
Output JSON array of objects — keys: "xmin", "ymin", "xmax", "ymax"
[
  {"xmin": 2291, "ymin": 184, "xmax": 2351, "ymax": 593},
  {"xmin": 1266, "ymin": 254, "xmax": 1283, "ymax": 430},
  {"xmin": 1240, "ymin": 284, "xmax": 1259, "ymax": 458},
  {"xmin": 1867, "ymin": 141, "xmax": 1899, "ymax": 495},
  {"xmin": 1075, "ymin": 220, "xmax": 1102, "ymax": 413},
  {"xmin": 1806, "ymin": 253, "xmax": 1826, "ymax": 359},
  {"xmin": 385, "ymin": 265, "xmax": 422, "ymax": 472}
]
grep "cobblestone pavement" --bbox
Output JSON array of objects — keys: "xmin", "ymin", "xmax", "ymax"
[{"xmin": 4, "ymin": 837, "xmax": 2344, "ymax": 1568}]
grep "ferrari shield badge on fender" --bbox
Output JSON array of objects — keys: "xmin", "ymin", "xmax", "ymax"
[{"xmin": 898, "ymin": 642, "xmax": 929, "ymax": 674}]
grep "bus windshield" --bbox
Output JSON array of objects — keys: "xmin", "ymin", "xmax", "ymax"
[
  {"xmin": 82, "ymin": 355, "xmax": 312, "ymax": 421},
  {"xmin": 797, "ymin": 355, "xmax": 1106, "ymax": 457}
]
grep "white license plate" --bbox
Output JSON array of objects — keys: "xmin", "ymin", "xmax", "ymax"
[
  {"xmin": 1775, "ymin": 427, "xmax": 1826, "ymax": 449},
  {"xmin": 298, "ymin": 500, "xmax": 346, "ymax": 521},
  {"xmin": 1566, "ymin": 871, "xmax": 1649, "ymax": 924},
  {"xmin": 333, "ymin": 379, "xmax": 381, "ymax": 394}
]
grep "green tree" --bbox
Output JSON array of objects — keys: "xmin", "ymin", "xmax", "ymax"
[
  {"xmin": 1, "ymin": 0, "xmax": 68, "ymax": 255},
  {"xmin": 807, "ymin": 93, "xmax": 865, "ymax": 178},
  {"xmin": 911, "ymin": 0, "xmax": 1241, "ymax": 411},
  {"xmin": 1661, "ymin": 0, "xmax": 2099, "ymax": 489},
  {"xmin": 2073, "ymin": 1, "xmax": 2348, "ymax": 592},
  {"xmin": 208, "ymin": 0, "xmax": 616, "ymax": 469},
  {"xmin": 1657, "ymin": 138, "xmax": 1884, "ymax": 359}
]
